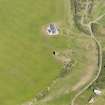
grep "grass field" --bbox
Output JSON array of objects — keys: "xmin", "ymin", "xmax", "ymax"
[
  {"xmin": 0, "ymin": 0, "xmax": 102, "ymax": 105},
  {"xmin": 0, "ymin": 0, "xmax": 65, "ymax": 105}
]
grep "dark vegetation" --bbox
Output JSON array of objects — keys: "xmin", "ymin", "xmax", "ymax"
[
  {"xmin": 59, "ymin": 62, "xmax": 73, "ymax": 78},
  {"xmin": 71, "ymin": 0, "xmax": 94, "ymax": 35}
]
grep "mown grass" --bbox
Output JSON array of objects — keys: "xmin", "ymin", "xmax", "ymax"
[
  {"xmin": 0, "ymin": 0, "xmax": 65, "ymax": 105},
  {"xmin": 0, "ymin": 0, "xmax": 100, "ymax": 105}
]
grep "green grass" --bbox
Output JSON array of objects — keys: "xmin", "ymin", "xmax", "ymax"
[
  {"xmin": 0, "ymin": 0, "xmax": 101, "ymax": 105},
  {"xmin": 0, "ymin": 0, "xmax": 65, "ymax": 105}
]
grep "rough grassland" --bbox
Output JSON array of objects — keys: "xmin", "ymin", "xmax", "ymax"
[{"xmin": 74, "ymin": 0, "xmax": 105, "ymax": 105}]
